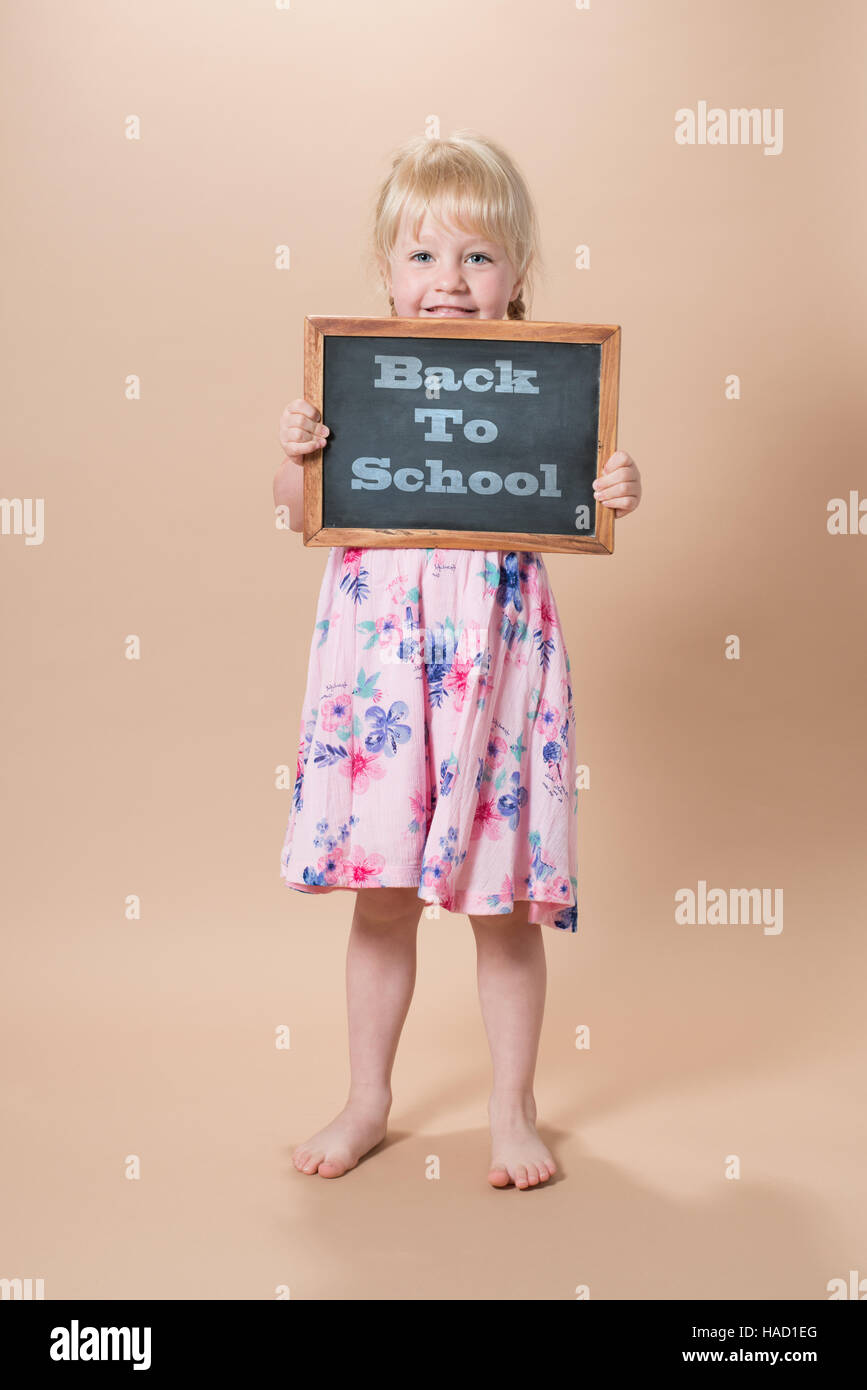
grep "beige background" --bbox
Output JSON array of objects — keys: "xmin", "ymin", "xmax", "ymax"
[{"xmin": 2, "ymin": 0, "xmax": 866, "ymax": 1300}]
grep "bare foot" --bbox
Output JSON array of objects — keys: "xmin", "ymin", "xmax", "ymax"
[
  {"xmin": 292, "ymin": 1092, "xmax": 391, "ymax": 1178},
  {"xmin": 487, "ymin": 1098, "xmax": 557, "ymax": 1190}
]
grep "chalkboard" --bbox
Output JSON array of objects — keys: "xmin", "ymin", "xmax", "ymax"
[{"xmin": 302, "ymin": 316, "xmax": 620, "ymax": 554}]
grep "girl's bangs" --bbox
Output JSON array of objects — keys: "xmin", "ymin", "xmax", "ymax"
[{"xmin": 391, "ymin": 178, "xmax": 513, "ymax": 261}]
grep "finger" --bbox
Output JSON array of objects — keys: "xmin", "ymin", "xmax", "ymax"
[
  {"xmin": 281, "ymin": 420, "xmax": 330, "ymax": 443},
  {"xmin": 279, "ymin": 402, "xmax": 329, "ymax": 447},
  {"xmin": 290, "ymin": 437, "xmax": 327, "ymax": 457},
  {"xmin": 283, "ymin": 398, "xmax": 321, "ymax": 424},
  {"xmin": 284, "ymin": 439, "xmax": 330, "ymax": 466},
  {"xmin": 595, "ymin": 475, "xmax": 641, "ymax": 495},
  {"xmin": 280, "ymin": 417, "xmax": 329, "ymax": 439},
  {"xmin": 280, "ymin": 424, "xmax": 330, "ymax": 454},
  {"xmin": 602, "ymin": 450, "xmax": 632, "ymax": 471},
  {"xmin": 594, "ymin": 492, "xmax": 636, "ymax": 508},
  {"xmin": 595, "ymin": 466, "xmax": 635, "ymax": 488}
]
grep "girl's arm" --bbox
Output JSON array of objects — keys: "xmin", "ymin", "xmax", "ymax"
[
  {"xmin": 274, "ymin": 398, "xmax": 330, "ymax": 533},
  {"xmin": 274, "ymin": 455, "xmax": 305, "ymax": 532}
]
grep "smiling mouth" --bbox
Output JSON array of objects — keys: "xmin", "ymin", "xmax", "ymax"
[{"xmin": 424, "ymin": 305, "xmax": 476, "ymax": 313}]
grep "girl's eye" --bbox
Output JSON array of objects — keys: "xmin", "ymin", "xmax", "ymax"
[{"xmin": 410, "ymin": 252, "xmax": 492, "ymax": 264}]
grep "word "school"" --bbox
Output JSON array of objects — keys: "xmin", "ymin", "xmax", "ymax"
[{"xmin": 351, "ymin": 457, "xmax": 562, "ymax": 496}]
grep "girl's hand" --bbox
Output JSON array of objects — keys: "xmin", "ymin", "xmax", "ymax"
[
  {"xmin": 278, "ymin": 398, "xmax": 330, "ymax": 462},
  {"xmin": 593, "ymin": 450, "xmax": 641, "ymax": 517},
  {"xmin": 273, "ymin": 398, "xmax": 330, "ymax": 523}
]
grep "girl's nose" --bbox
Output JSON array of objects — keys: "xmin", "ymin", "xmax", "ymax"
[{"xmin": 436, "ymin": 264, "xmax": 468, "ymax": 291}]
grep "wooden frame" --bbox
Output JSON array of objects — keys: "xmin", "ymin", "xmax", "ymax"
[{"xmin": 302, "ymin": 315, "xmax": 620, "ymax": 554}]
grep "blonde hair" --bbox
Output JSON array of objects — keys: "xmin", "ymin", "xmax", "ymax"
[{"xmin": 370, "ymin": 131, "xmax": 542, "ymax": 321}]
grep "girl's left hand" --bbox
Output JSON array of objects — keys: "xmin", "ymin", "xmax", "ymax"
[{"xmin": 593, "ymin": 450, "xmax": 642, "ymax": 517}]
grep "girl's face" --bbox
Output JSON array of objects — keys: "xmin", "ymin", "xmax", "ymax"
[{"xmin": 385, "ymin": 205, "xmax": 522, "ymax": 319}]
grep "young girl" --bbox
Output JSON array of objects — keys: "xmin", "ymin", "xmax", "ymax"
[{"xmin": 273, "ymin": 132, "xmax": 641, "ymax": 1190}]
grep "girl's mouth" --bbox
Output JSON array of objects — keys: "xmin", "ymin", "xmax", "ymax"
[{"xmin": 423, "ymin": 306, "xmax": 477, "ymax": 315}]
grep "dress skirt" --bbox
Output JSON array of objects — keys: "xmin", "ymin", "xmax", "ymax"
[{"xmin": 280, "ymin": 547, "xmax": 579, "ymax": 931}]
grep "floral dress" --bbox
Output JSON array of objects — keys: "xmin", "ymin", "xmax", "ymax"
[{"xmin": 279, "ymin": 547, "xmax": 579, "ymax": 931}]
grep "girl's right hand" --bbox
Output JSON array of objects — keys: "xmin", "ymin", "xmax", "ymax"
[{"xmin": 278, "ymin": 398, "xmax": 330, "ymax": 463}]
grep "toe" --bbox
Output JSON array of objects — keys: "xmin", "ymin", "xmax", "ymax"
[
  {"xmin": 318, "ymin": 1155, "xmax": 351, "ymax": 1177},
  {"xmin": 514, "ymin": 1165, "xmax": 529, "ymax": 1189},
  {"xmin": 525, "ymin": 1164, "xmax": 540, "ymax": 1186},
  {"xmin": 488, "ymin": 1165, "xmax": 511, "ymax": 1188}
]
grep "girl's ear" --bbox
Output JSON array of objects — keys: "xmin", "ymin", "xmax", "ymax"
[{"xmin": 376, "ymin": 256, "xmax": 392, "ymax": 299}]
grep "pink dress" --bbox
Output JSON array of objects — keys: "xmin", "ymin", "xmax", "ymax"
[{"xmin": 280, "ymin": 546, "xmax": 579, "ymax": 931}]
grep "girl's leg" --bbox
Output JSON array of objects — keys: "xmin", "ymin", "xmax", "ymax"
[
  {"xmin": 469, "ymin": 902, "xmax": 557, "ymax": 1190},
  {"xmin": 293, "ymin": 886, "xmax": 422, "ymax": 1178}
]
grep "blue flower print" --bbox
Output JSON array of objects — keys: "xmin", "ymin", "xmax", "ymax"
[
  {"xmin": 338, "ymin": 555, "xmax": 371, "ymax": 605},
  {"xmin": 542, "ymin": 740, "xmax": 563, "ymax": 779},
  {"xmin": 553, "ymin": 901, "xmax": 578, "ymax": 932},
  {"xmin": 439, "ymin": 825, "xmax": 466, "ymax": 868},
  {"xmin": 313, "ymin": 740, "xmax": 350, "ymax": 770},
  {"xmin": 312, "ymin": 814, "xmax": 357, "ymax": 852},
  {"xmin": 499, "ymin": 614, "xmax": 519, "ymax": 649},
  {"xmin": 364, "ymin": 699, "xmax": 411, "ymax": 757},
  {"xmin": 439, "ymin": 756, "xmax": 458, "ymax": 797},
  {"xmin": 533, "ymin": 630, "xmax": 556, "ymax": 671},
  {"xmin": 495, "ymin": 552, "xmax": 523, "ymax": 615},
  {"xmin": 425, "ymin": 620, "xmax": 456, "ymax": 668},
  {"xmin": 301, "ymin": 864, "xmax": 328, "ymax": 886},
  {"xmin": 397, "ymin": 604, "xmax": 421, "ymax": 664},
  {"xmin": 527, "ymin": 829, "xmax": 557, "ymax": 884},
  {"xmin": 425, "ymin": 660, "xmax": 451, "ymax": 709},
  {"xmin": 497, "ymin": 770, "xmax": 528, "ymax": 831}
]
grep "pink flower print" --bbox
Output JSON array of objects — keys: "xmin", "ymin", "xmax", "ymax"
[
  {"xmin": 319, "ymin": 694, "xmax": 352, "ymax": 732},
  {"xmin": 421, "ymin": 855, "xmax": 453, "ymax": 890},
  {"xmin": 550, "ymin": 876, "xmax": 572, "ymax": 902},
  {"xmin": 470, "ymin": 795, "xmax": 506, "ymax": 842},
  {"xmin": 539, "ymin": 595, "xmax": 558, "ymax": 631},
  {"xmin": 340, "ymin": 845, "xmax": 386, "ymax": 887},
  {"xmin": 475, "ymin": 666, "xmax": 496, "ymax": 708},
  {"xmin": 385, "ymin": 570, "xmax": 409, "ymax": 604},
  {"xmin": 338, "ymin": 744, "xmax": 387, "ymax": 793},
  {"xmin": 443, "ymin": 655, "xmax": 476, "ymax": 712},
  {"xmin": 403, "ymin": 789, "xmax": 427, "ymax": 843},
  {"xmin": 343, "ymin": 548, "xmax": 364, "ymax": 569},
  {"xmin": 535, "ymin": 697, "xmax": 561, "ymax": 737},
  {"xmin": 486, "ymin": 873, "xmax": 515, "ymax": 910},
  {"xmin": 316, "ymin": 847, "xmax": 346, "ymax": 884},
  {"xmin": 408, "ymin": 789, "xmax": 427, "ymax": 825},
  {"xmin": 484, "ymin": 733, "xmax": 508, "ymax": 769},
  {"xmin": 375, "ymin": 612, "xmax": 404, "ymax": 656}
]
